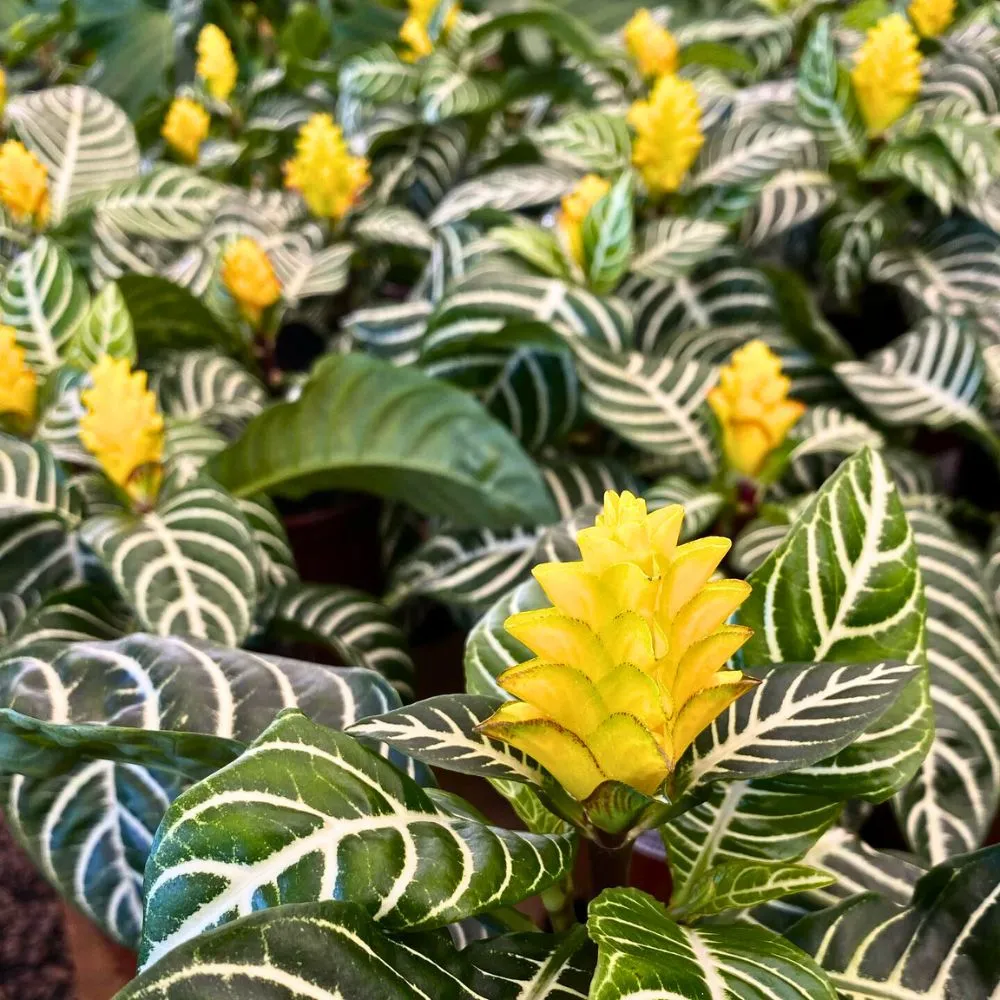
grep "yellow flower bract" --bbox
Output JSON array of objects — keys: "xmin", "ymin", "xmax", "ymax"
[
  {"xmin": 624, "ymin": 9, "xmax": 679, "ymax": 78},
  {"xmin": 557, "ymin": 175, "xmax": 610, "ymax": 267},
  {"xmin": 628, "ymin": 73, "xmax": 704, "ymax": 195},
  {"xmin": 400, "ymin": 0, "xmax": 460, "ymax": 60},
  {"xmin": 909, "ymin": 0, "xmax": 955, "ymax": 37},
  {"xmin": 0, "ymin": 326, "xmax": 36, "ymax": 426},
  {"xmin": 221, "ymin": 237, "xmax": 282, "ymax": 325},
  {"xmin": 283, "ymin": 113, "xmax": 370, "ymax": 222},
  {"xmin": 851, "ymin": 14, "xmax": 922, "ymax": 136},
  {"xmin": 708, "ymin": 339, "xmax": 805, "ymax": 478},
  {"xmin": 0, "ymin": 140, "xmax": 49, "ymax": 228},
  {"xmin": 480, "ymin": 491, "xmax": 756, "ymax": 801},
  {"xmin": 161, "ymin": 98, "xmax": 210, "ymax": 163},
  {"xmin": 80, "ymin": 357, "xmax": 164, "ymax": 500},
  {"xmin": 196, "ymin": 24, "xmax": 238, "ymax": 101}
]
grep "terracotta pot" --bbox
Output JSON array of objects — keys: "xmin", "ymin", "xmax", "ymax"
[{"xmin": 63, "ymin": 905, "xmax": 136, "ymax": 1000}]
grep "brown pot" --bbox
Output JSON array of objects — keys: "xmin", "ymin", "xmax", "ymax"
[{"xmin": 62, "ymin": 905, "xmax": 136, "ymax": 1000}]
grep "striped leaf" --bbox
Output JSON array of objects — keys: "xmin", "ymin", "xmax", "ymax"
[
  {"xmin": 489, "ymin": 221, "xmax": 571, "ymax": 280},
  {"xmin": 661, "ymin": 779, "xmax": 842, "ymax": 904},
  {"xmin": 265, "ymin": 581, "xmax": 414, "ymax": 698},
  {"xmin": 731, "ymin": 514, "xmax": 795, "ymax": 577},
  {"xmin": 671, "ymin": 860, "xmax": 835, "ymax": 920},
  {"xmin": 162, "ymin": 420, "xmax": 227, "ymax": 487},
  {"xmin": 741, "ymin": 169, "xmax": 836, "ymax": 247},
  {"xmin": 0, "ymin": 435, "xmax": 79, "ymax": 524},
  {"xmin": 582, "ymin": 171, "xmax": 633, "ymax": 295},
  {"xmin": 674, "ymin": 659, "xmax": 921, "ymax": 800},
  {"xmin": 796, "ymin": 16, "xmax": 866, "ymax": 163},
  {"xmin": 541, "ymin": 458, "xmax": 641, "ymax": 521},
  {"xmin": 835, "ymin": 316, "xmax": 994, "ymax": 445},
  {"xmin": 210, "ymin": 352, "xmax": 557, "ymax": 529},
  {"xmin": 93, "ymin": 166, "xmax": 224, "ymax": 241},
  {"xmin": 419, "ymin": 53, "xmax": 502, "ymax": 124},
  {"xmin": 740, "ymin": 448, "xmax": 931, "ymax": 801},
  {"xmin": 0, "ymin": 635, "xmax": 402, "ymax": 947},
  {"xmin": 820, "ymin": 198, "xmax": 902, "ymax": 307},
  {"xmin": 1, "ymin": 237, "xmax": 89, "ymax": 371},
  {"xmin": 235, "ymin": 495, "xmax": 296, "ymax": 594},
  {"xmin": 138, "ymin": 709, "xmax": 576, "ymax": 967},
  {"xmin": 630, "ymin": 217, "xmax": 730, "ymax": 282},
  {"xmin": 429, "ymin": 166, "xmax": 579, "ymax": 227},
  {"xmin": 67, "ymin": 280, "xmax": 136, "ymax": 368},
  {"xmin": 869, "ymin": 220, "xmax": 1000, "ymax": 316},
  {"xmin": 353, "ymin": 206, "xmax": 434, "ymax": 252},
  {"xmin": 644, "ymin": 476, "xmax": 725, "ymax": 540},
  {"xmin": 349, "ymin": 693, "xmax": 546, "ymax": 784},
  {"xmin": 339, "ymin": 44, "xmax": 419, "ymax": 104},
  {"xmin": 80, "ymin": 476, "xmax": 259, "ymax": 647},
  {"xmin": 271, "ymin": 242, "xmax": 354, "ymax": 307},
  {"xmin": 865, "ymin": 136, "xmax": 964, "ymax": 215},
  {"xmin": 690, "ymin": 118, "xmax": 821, "ymax": 191},
  {"xmin": 788, "ymin": 847, "xmax": 1000, "ymax": 1000},
  {"xmin": 346, "ymin": 300, "xmax": 431, "ymax": 366},
  {"xmin": 750, "ymin": 827, "xmax": 926, "ymax": 932},
  {"xmin": 0, "ymin": 515, "xmax": 83, "ymax": 607},
  {"xmin": 530, "ymin": 110, "xmax": 631, "ymax": 172},
  {"xmin": 7, "ymin": 85, "xmax": 140, "ymax": 222},
  {"xmin": 154, "ymin": 350, "xmax": 267, "ymax": 434},
  {"xmin": 589, "ymin": 888, "xmax": 835, "ymax": 1000},
  {"xmin": 676, "ymin": 6, "xmax": 794, "ymax": 81},
  {"xmin": 386, "ymin": 526, "xmax": 540, "ymax": 613},
  {"xmin": 897, "ymin": 510, "xmax": 1000, "ymax": 865},
  {"xmin": 572, "ymin": 340, "xmax": 720, "ymax": 476}
]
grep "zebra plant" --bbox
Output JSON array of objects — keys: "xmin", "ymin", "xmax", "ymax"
[{"xmin": 2, "ymin": 456, "xmax": 995, "ymax": 998}]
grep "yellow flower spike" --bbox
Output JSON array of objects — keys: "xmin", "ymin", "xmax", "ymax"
[
  {"xmin": 196, "ymin": 24, "xmax": 238, "ymax": 101},
  {"xmin": 624, "ymin": 9, "xmax": 679, "ymax": 78},
  {"xmin": 399, "ymin": 0, "xmax": 460, "ymax": 60},
  {"xmin": 909, "ymin": 0, "xmax": 954, "ymax": 38},
  {"xmin": 708, "ymin": 339, "xmax": 806, "ymax": 478},
  {"xmin": 161, "ymin": 98, "xmax": 210, "ymax": 163},
  {"xmin": 557, "ymin": 174, "xmax": 610, "ymax": 266},
  {"xmin": 80, "ymin": 357, "xmax": 164, "ymax": 503},
  {"xmin": 627, "ymin": 73, "xmax": 704, "ymax": 196},
  {"xmin": 851, "ymin": 14, "xmax": 922, "ymax": 136},
  {"xmin": 480, "ymin": 492, "xmax": 755, "ymax": 805},
  {"xmin": 0, "ymin": 140, "xmax": 49, "ymax": 228},
  {"xmin": 220, "ymin": 237, "xmax": 282, "ymax": 326},
  {"xmin": 283, "ymin": 113, "xmax": 370, "ymax": 222},
  {"xmin": 0, "ymin": 326, "xmax": 37, "ymax": 428}
]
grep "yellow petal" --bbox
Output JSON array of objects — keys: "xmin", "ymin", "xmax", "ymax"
[
  {"xmin": 504, "ymin": 609, "xmax": 614, "ymax": 680},
  {"xmin": 585, "ymin": 715, "xmax": 671, "ymax": 795},
  {"xmin": 480, "ymin": 714, "xmax": 606, "ymax": 800},
  {"xmin": 647, "ymin": 504, "xmax": 685, "ymax": 563},
  {"xmin": 499, "ymin": 662, "xmax": 607, "ymax": 736},
  {"xmin": 596, "ymin": 663, "xmax": 668, "ymax": 733},
  {"xmin": 659, "ymin": 537, "xmax": 732, "ymax": 622},
  {"xmin": 602, "ymin": 562, "xmax": 659, "ymax": 620},
  {"xmin": 672, "ymin": 625, "xmax": 753, "ymax": 708},
  {"xmin": 532, "ymin": 562, "xmax": 606, "ymax": 630},
  {"xmin": 577, "ymin": 527, "xmax": 641, "ymax": 575},
  {"xmin": 670, "ymin": 677, "xmax": 758, "ymax": 760},
  {"xmin": 670, "ymin": 580, "xmax": 752, "ymax": 657},
  {"xmin": 599, "ymin": 612, "xmax": 656, "ymax": 669}
]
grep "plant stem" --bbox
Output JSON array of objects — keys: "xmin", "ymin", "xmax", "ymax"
[
  {"xmin": 541, "ymin": 875, "xmax": 577, "ymax": 932},
  {"xmin": 588, "ymin": 839, "xmax": 634, "ymax": 898}
]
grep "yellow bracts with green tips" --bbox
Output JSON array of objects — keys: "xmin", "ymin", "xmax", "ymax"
[{"xmin": 479, "ymin": 491, "xmax": 755, "ymax": 801}]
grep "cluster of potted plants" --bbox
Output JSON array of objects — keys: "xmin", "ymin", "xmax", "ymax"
[{"xmin": 0, "ymin": 0, "xmax": 998, "ymax": 996}]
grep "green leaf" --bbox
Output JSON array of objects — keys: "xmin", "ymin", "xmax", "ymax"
[
  {"xmin": 1, "ymin": 236, "xmax": 89, "ymax": 371},
  {"xmin": 835, "ymin": 316, "xmax": 995, "ymax": 449},
  {"xmin": 661, "ymin": 779, "xmax": 842, "ymax": 904},
  {"xmin": 740, "ymin": 448, "xmax": 931, "ymax": 801},
  {"xmin": 796, "ymin": 15, "xmax": 867, "ymax": 165},
  {"xmin": 93, "ymin": 166, "xmax": 224, "ymax": 241},
  {"xmin": 470, "ymin": 3, "xmax": 607, "ymax": 64},
  {"xmin": 81, "ymin": 476, "xmax": 260, "ymax": 647},
  {"xmin": 672, "ymin": 860, "xmax": 836, "ymax": 920},
  {"xmin": 117, "ymin": 274, "xmax": 243, "ymax": 359},
  {"xmin": 530, "ymin": 110, "xmax": 631, "ymax": 173},
  {"xmin": 350, "ymin": 694, "xmax": 547, "ymax": 784},
  {"xmin": 489, "ymin": 220, "xmax": 571, "ymax": 279},
  {"xmin": 67, "ymin": 280, "xmax": 136, "ymax": 367},
  {"xmin": 138, "ymin": 709, "xmax": 576, "ymax": 967},
  {"xmin": 0, "ymin": 435, "xmax": 79, "ymax": 525},
  {"xmin": 630, "ymin": 217, "xmax": 731, "ymax": 281},
  {"xmin": 644, "ymin": 476, "xmax": 726, "ymax": 540},
  {"xmin": 897, "ymin": 510, "xmax": 1000, "ymax": 865},
  {"xmin": 346, "ymin": 300, "xmax": 431, "ymax": 366},
  {"xmin": 419, "ymin": 52, "xmax": 503, "ymax": 124},
  {"xmin": 429, "ymin": 166, "xmax": 579, "ymax": 227},
  {"xmin": 571, "ymin": 340, "xmax": 720, "ymax": 477},
  {"xmin": 741, "ymin": 169, "xmax": 836, "ymax": 247},
  {"xmin": 210, "ymin": 352, "xmax": 557, "ymax": 528},
  {"xmin": 7, "ymin": 84, "xmax": 140, "ymax": 222},
  {"xmin": 0, "ymin": 515, "xmax": 83, "ymax": 606},
  {"xmin": 787, "ymin": 847, "xmax": 1000, "ymax": 999},
  {"xmin": 353, "ymin": 206, "xmax": 434, "ymax": 252},
  {"xmin": 864, "ymin": 136, "xmax": 965, "ymax": 215},
  {"xmin": 820, "ymin": 198, "xmax": 903, "ymax": 308},
  {"xmin": 0, "ymin": 634, "xmax": 403, "ymax": 948},
  {"xmin": 583, "ymin": 171, "xmax": 633, "ymax": 294},
  {"xmin": 674, "ymin": 659, "xmax": 921, "ymax": 800},
  {"xmin": 266, "ymin": 581, "xmax": 415, "ymax": 699},
  {"xmin": 589, "ymin": 887, "xmax": 836, "ymax": 1000},
  {"xmin": 339, "ymin": 44, "xmax": 419, "ymax": 104}
]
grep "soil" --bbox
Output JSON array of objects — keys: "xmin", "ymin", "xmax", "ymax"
[{"xmin": 0, "ymin": 818, "xmax": 73, "ymax": 1000}]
